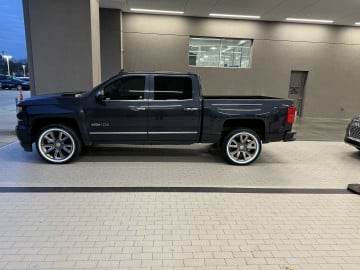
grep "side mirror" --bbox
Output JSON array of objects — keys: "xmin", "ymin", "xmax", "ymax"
[{"xmin": 95, "ymin": 90, "xmax": 106, "ymax": 104}]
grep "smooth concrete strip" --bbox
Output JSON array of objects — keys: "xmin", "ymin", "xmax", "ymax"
[{"xmin": 0, "ymin": 186, "xmax": 351, "ymax": 194}]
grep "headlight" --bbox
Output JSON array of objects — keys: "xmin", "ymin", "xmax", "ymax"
[{"xmin": 16, "ymin": 106, "xmax": 23, "ymax": 113}]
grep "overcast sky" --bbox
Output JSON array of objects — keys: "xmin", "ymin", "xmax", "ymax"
[{"xmin": 0, "ymin": 0, "xmax": 27, "ymax": 60}]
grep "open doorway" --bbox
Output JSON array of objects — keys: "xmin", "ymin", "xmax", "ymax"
[{"xmin": 288, "ymin": 71, "xmax": 308, "ymax": 116}]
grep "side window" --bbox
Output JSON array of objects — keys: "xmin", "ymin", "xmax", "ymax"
[
  {"xmin": 154, "ymin": 76, "xmax": 193, "ymax": 100},
  {"xmin": 103, "ymin": 76, "xmax": 145, "ymax": 100}
]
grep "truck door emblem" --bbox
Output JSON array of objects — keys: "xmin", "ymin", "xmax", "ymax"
[{"xmin": 91, "ymin": 122, "xmax": 110, "ymax": 127}]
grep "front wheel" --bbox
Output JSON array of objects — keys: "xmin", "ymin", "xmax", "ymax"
[
  {"xmin": 36, "ymin": 125, "xmax": 81, "ymax": 164},
  {"xmin": 222, "ymin": 129, "xmax": 262, "ymax": 165}
]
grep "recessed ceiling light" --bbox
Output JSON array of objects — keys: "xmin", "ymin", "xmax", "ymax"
[
  {"xmin": 355, "ymin": 22, "xmax": 360, "ymax": 26},
  {"xmin": 285, "ymin": 18, "xmax": 334, "ymax": 24},
  {"xmin": 130, "ymin": 8, "xmax": 184, "ymax": 15},
  {"xmin": 191, "ymin": 37, "xmax": 221, "ymax": 41},
  {"xmin": 209, "ymin": 13, "xmax": 260, "ymax": 20}
]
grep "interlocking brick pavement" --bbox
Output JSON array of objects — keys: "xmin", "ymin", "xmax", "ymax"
[{"xmin": 0, "ymin": 193, "xmax": 359, "ymax": 269}]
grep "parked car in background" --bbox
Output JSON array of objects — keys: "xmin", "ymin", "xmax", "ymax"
[
  {"xmin": 344, "ymin": 116, "xmax": 360, "ymax": 150},
  {"xmin": 0, "ymin": 75, "xmax": 30, "ymax": 90},
  {"xmin": 16, "ymin": 77, "xmax": 30, "ymax": 82}
]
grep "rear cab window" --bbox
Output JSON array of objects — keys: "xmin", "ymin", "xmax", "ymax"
[{"xmin": 153, "ymin": 76, "xmax": 193, "ymax": 100}]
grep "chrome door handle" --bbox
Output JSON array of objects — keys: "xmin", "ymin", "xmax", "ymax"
[
  {"xmin": 130, "ymin": 106, "xmax": 147, "ymax": 111},
  {"xmin": 184, "ymin": 107, "xmax": 199, "ymax": 111}
]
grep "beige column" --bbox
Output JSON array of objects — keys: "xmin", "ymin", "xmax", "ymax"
[{"xmin": 22, "ymin": 0, "xmax": 101, "ymax": 95}]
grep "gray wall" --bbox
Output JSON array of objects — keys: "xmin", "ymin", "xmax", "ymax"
[
  {"xmin": 122, "ymin": 13, "xmax": 360, "ymax": 118},
  {"xmin": 23, "ymin": 0, "xmax": 101, "ymax": 95},
  {"xmin": 100, "ymin": 8, "xmax": 122, "ymax": 81}
]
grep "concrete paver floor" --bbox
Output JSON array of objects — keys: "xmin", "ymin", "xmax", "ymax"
[
  {"xmin": 293, "ymin": 117, "xmax": 350, "ymax": 141},
  {"xmin": 0, "ymin": 90, "xmax": 359, "ymax": 269}
]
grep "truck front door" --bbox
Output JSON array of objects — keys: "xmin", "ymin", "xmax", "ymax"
[
  {"xmin": 84, "ymin": 75, "xmax": 149, "ymax": 143},
  {"xmin": 147, "ymin": 75, "xmax": 201, "ymax": 143}
]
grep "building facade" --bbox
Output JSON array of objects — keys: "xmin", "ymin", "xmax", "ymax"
[{"xmin": 23, "ymin": 0, "xmax": 360, "ymax": 118}]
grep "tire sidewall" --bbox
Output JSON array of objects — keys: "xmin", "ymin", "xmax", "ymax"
[
  {"xmin": 222, "ymin": 128, "xmax": 262, "ymax": 165},
  {"xmin": 36, "ymin": 125, "xmax": 81, "ymax": 164}
]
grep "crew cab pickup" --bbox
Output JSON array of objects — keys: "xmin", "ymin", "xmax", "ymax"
[{"xmin": 16, "ymin": 72, "xmax": 296, "ymax": 165}]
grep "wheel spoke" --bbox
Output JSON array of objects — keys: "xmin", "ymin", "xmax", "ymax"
[
  {"xmin": 44, "ymin": 146, "xmax": 55, "ymax": 154},
  {"xmin": 240, "ymin": 135, "xmax": 248, "ymax": 143},
  {"xmin": 59, "ymin": 149, "xmax": 65, "ymax": 159},
  {"xmin": 229, "ymin": 141, "xmax": 238, "ymax": 148},
  {"xmin": 60, "ymin": 132, "xmax": 69, "ymax": 142},
  {"xmin": 246, "ymin": 141, "xmax": 257, "ymax": 150},
  {"xmin": 58, "ymin": 131, "xmax": 64, "ymax": 140},
  {"xmin": 61, "ymin": 146, "xmax": 72, "ymax": 154},
  {"xmin": 54, "ymin": 149, "xmax": 60, "ymax": 159},
  {"xmin": 63, "ymin": 144, "xmax": 73, "ymax": 148},
  {"xmin": 42, "ymin": 143, "xmax": 53, "ymax": 148},
  {"xmin": 44, "ymin": 134, "xmax": 55, "ymax": 143},
  {"xmin": 242, "ymin": 151, "xmax": 249, "ymax": 160}
]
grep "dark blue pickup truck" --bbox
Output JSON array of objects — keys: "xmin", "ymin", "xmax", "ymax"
[{"xmin": 16, "ymin": 72, "xmax": 296, "ymax": 165}]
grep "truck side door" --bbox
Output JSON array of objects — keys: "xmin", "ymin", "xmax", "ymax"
[
  {"xmin": 147, "ymin": 75, "xmax": 201, "ymax": 143},
  {"xmin": 84, "ymin": 75, "xmax": 149, "ymax": 143}
]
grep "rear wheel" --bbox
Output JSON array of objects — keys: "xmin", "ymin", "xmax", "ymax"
[
  {"xmin": 36, "ymin": 125, "xmax": 81, "ymax": 164},
  {"xmin": 222, "ymin": 128, "xmax": 261, "ymax": 165}
]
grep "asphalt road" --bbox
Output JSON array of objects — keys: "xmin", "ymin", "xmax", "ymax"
[{"xmin": 0, "ymin": 90, "xmax": 31, "ymax": 147}]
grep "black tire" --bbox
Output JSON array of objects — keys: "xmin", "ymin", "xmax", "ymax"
[
  {"xmin": 36, "ymin": 124, "xmax": 82, "ymax": 164},
  {"xmin": 222, "ymin": 128, "xmax": 262, "ymax": 165}
]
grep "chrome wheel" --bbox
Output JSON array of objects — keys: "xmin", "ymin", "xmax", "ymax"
[
  {"xmin": 37, "ymin": 127, "xmax": 76, "ymax": 163},
  {"xmin": 223, "ymin": 129, "xmax": 261, "ymax": 165}
]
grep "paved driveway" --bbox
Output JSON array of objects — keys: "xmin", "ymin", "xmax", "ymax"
[{"xmin": 0, "ymin": 90, "xmax": 30, "ymax": 147}]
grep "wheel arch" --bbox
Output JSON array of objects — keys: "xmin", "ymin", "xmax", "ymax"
[
  {"xmin": 31, "ymin": 117, "xmax": 83, "ymax": 144},
  {"xmin": 220, "ymin": 119, "xmax": 265, "ymax": 143}
]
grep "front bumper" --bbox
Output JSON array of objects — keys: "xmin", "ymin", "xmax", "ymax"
[
  {"xmin": 16, "ymin": 124, "xmax": 32, "ymax": 152},
  {"xmin": 344, "ymin": 136, "xmax": 360, "ymax": 149},
  {"xmin": 283, "ymin": 130, "xmax": 296, "ymax": 141},
  {"xmin": 344, "ymin": 118, "xmax": 360, "ymax": 149}
]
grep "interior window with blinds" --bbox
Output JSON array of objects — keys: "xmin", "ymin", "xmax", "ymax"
[{"xmin": 189, "ymin": 37, "xmax": 252, "ymax": 68}]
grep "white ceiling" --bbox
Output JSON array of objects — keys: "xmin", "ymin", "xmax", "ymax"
[{"xmin": 99, "ymin": 0, "xmax": 360, "ymax": 26}]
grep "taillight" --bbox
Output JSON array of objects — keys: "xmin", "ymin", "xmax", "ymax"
[{"xmin": 287, "ymin": 106, "xmax": 296, "ymax": 124}]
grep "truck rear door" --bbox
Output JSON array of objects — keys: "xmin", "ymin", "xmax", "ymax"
[{"xmin": 147, "ymin": 75, "xmax": 201, "ymax": 142}]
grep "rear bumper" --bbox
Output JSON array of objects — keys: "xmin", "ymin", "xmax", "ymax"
[
  {"xmin": 16, "ymin": 124, "xmax": 32, "ymax": 152},
  {"xmin": 283, "ymin": 130, "xmax": 296, "ymax": 141}
]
